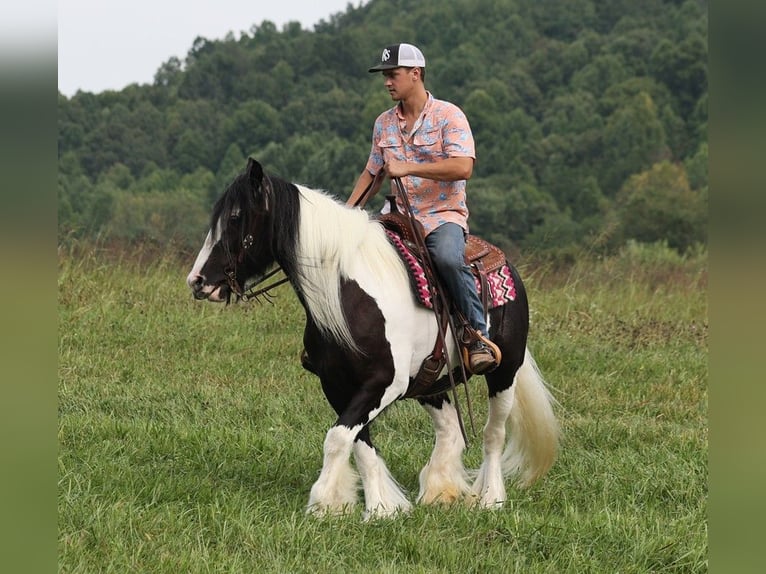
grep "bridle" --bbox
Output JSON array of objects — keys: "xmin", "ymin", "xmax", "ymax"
[
  {"xmin": 223, "ymin": 233, "xmax": 289, "ymax": 303},
  {"xmin": 221, "ymin": 171, "xmax": 387, "ymax": 304},
  {"xmin": 226, "ymin": 265, "xmax": 289, "ymax": 302}
]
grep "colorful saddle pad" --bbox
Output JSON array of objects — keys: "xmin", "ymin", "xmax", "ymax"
[{"xmin": 384, "ymin": 229, "xmax": 516, "ymax": 310}]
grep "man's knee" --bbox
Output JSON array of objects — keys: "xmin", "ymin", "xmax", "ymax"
[{"xmin": 429, "ymin": 243, "xmax": 461, "ymax": 272}]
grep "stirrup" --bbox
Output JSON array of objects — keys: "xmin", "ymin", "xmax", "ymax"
[{"xmin": 460, "ymin": 331, "xmax": 502, "ymax": 375}]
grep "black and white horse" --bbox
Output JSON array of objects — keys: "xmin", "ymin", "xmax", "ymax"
[{"xmin": 186, "ymin": 158, "xmax": 559, "ymax": 519}]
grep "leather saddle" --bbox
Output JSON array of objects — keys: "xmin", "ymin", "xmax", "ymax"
[{"xmin": 375, "ymin": 196, "xmax": 506, "ymax": 285}]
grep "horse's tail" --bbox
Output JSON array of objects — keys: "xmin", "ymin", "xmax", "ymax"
[{"xmin": 502, "ymin": 347, "xmax": 560, "ymax": 487}]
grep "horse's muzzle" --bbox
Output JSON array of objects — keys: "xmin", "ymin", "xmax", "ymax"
[
  {"xmin": 187, "ymin": 273, "xmax": 216, "ymax": 300},
  {"xmin": 189, "ymin": 279, "xmax": 230, "ymax": 303}
]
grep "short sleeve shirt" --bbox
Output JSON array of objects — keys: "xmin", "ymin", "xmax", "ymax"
[{"xmin": 364, "ymin": 93, "xmax": 476, "ymax": 235}]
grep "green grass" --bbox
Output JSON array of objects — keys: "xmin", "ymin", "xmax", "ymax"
[{"xmin": 58, "ymin": 243, "xmax": 707, "ymax": 572}]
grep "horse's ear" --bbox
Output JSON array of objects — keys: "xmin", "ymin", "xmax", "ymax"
[{"xmin": 246, "ymin": 157, "xmax": 263, "ymax": 188}]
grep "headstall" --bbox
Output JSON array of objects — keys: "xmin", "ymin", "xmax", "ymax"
[{"xmin": 224, "ymin": 233, "xmax": 288, "ymax": 302}]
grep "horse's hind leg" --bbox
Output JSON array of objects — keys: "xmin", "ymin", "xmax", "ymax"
[
  {"xmin": 352, "ymin": 427, "xmax": 411, "ymax": 521},
  {"xmin": 472, "ymin": 298, "xmax": 529, "ymax": 508},
  {"xmin": 472, "ymin": 378, "xmax": 517, "ymax": 508},
  {"xmin": 417, "ymin": 394, "xmax": 473, "ymax": 505}
]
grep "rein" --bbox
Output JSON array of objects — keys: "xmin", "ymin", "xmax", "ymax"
[
  {"xmin": 392, "ymin": 177, "xmax": 476, "ymax": 446},
  {"xmin": 226, "ymin": 264, "xmax": 289, "ymax": 302}
]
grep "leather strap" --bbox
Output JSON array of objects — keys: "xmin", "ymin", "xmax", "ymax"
[
  {"xmin": 474, "ymin": 259, "xmax": 490, "ymax": 318},
  {"xmin": 392, "ymin": 177, "xmax": 475, "ymax": 444},
  {"xmin": 349, "ymin": 169, "xmax": 386, "ymax": 208}
]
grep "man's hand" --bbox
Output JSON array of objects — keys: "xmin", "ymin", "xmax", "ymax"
[{"xmin": 383, "ymin": 160, "xmax": 410, "ymax": 179}]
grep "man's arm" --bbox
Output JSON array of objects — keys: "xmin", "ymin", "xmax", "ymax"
[
  {"xmin": 385, "ymin": 156, "xmax": 473, "ymax": 181},
  {"xmin": 346, "ymin": 169, "xmax": 376, "ymax": 206}
]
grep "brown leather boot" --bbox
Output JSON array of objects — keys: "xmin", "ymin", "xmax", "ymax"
[{"xmin": 460, "ymin": 332, "xmax": 502, "ymax": 375}]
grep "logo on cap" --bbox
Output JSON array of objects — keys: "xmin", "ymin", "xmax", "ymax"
[{"xmin": 381, "ymin": 48, "xmax": 391, "ymax": 62}]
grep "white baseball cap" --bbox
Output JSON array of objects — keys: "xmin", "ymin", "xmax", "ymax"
[{"xmin": 368, "ymin": 43, "xmax": 426, "ymax": 72}]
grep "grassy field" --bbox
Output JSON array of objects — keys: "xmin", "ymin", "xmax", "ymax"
[{"xmin": 58, "ymin": 242, "xmax": 707, "ymax": 573}]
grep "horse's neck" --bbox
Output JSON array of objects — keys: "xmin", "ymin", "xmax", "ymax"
[
  {"xmin": 292, "ymin": 186, "xmax": 365, "ymax": 351},
  {"xmin": 296, "ymin": 187, "xmax": 366, "ymax": 260}
]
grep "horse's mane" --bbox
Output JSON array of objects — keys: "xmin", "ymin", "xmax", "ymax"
[
  {"xmin": 293, "ymin": 184, "xmax": 410, "ymax": 351},
  {"xmin": 215, "ymin": 165, "xmax": 408, "ymax": 351}
]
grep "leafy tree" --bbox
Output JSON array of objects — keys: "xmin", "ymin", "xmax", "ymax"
[
  {"xmin": 684, "ymin": 142, "xmax": 708, "ymax": 191},
  {"xmin": 541, "ymin": 91, "xmax": 602, "ymax": 136},
  {"xmin": 616, "ymin": 161, "xmax": 706, "ymax": 252},
  {"xmin": 58, "ymin": 165, "xmax": 94, "ymax": 238},
  {"xmin": 570, "ymin": 53, "xmax": 630, "ymax": 97},
  {"xmin": 154, "ymin": 56, "xmax": 184, "ymax": 89},
  {"xmin": 463, "ymin": 89, "xmax": 498, "ymax": 140},
  {"xmin": 172, "ymin": 129, "xmax": 213, "ymax": 174},
  {"xmin": 606, "ymin": 27, "xmax": 660, "ymax": 76},
  {"xmin": 223, "ymin": 100, "xmax": 284, "ymax": 157},
  {"xmin": 506, "ymin": 67, "xmax": 544, "ymax": 120},
  {"xmin": 469, "ymin": 175, "xmax": 558, "ymax": 252},
  {"xmin": 214, "ymin": 143, "xmax": 246, "ymax": 198},
  {"xmin": 165, "ymin": 100, "xmax": 223, "ymax": 173},
  {"xmin": 108, "ymin": 189, "xmax": 208, "ymax": 248},
  {"xmin": 689, "ymin": 91, "xmax": 707, "ymax": 152},
  {"xmin": 600, "ymin": 92, "xmax": 668, "ymax": 196},
  {"xmin": 299, "ymin": 136, "xmax": 367, "ymax": 194},
  {"xmin": 650, "ymin": 33, "xmax": 707, "ymax": 119},
  {"xmin": 530, "ymin": 0, "xmax": 597, "ymax": 41},
  {"xmin": 522, "ymin": 211, "xmax": 584, "ymax": 258},
  {"xmin": 98, "ymin": 163, "xmax": 134, "ymax": 191}
]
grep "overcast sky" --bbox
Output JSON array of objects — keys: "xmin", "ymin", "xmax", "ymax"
[{"xmin": 57, "ymin": 0, "xmax": 363, "ymax": 96}]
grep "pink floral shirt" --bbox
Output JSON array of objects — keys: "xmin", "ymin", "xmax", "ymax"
[{"xmin": 364, "ymin": 93, "xmax": 476, "ymax": 235}]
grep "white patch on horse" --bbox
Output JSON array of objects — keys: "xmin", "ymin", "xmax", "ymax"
[
  {"xmin": 307, "ymin": 425, "xmax": 360, "ymax": 516},
  {"xmin": 186, "ymin": 230, "xmax": 220, "ymax": 287},
  {"xmin": 472, "ymin": 385, "xmax": 516, "ymax": 507},
  {"xmin": 353, "ymin": 440, "xmax": 411, "ymax": 520}
]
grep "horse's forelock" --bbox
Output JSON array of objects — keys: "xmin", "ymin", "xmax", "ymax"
[
  {"xmin": 208, "ymin": 164, "xmax": 301, "ymax": 281},
  {"xmin": 211, "ymin": 171, "xmax": 256, "ymax": 236}
]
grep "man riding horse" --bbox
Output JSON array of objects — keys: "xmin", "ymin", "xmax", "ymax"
[
  {"xmin": 185, "ymin": 44, "xmax": 559, "ymax": 517},
  {"xmin": 347, "ymin": 43, "xmax": 501, "ymax": 375}
]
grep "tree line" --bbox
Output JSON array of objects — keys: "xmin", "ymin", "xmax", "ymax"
[{"xmin": 58, "ymin": 0, "xmax": 708, "ymax": 259}]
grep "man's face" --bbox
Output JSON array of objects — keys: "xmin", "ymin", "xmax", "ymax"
[{"xmin": 382, "ymin": 67, "xmax": 417, "ymax": 101}]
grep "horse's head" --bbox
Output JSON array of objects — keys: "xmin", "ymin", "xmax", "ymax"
[{"xmin": 186, "ymin": 157, "xmax": 276, "ymax": 303}]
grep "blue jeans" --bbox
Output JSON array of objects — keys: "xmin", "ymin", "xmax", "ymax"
[{"xmin": 425, "ymin": 223, "xmax": 488, "ymax": 337}]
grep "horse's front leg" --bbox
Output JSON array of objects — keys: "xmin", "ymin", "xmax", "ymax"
[
  {"xmin": 307, "ymin": 424, "xmax": 360, "ymax": 516},
  {"xmin": 307, "ymin": 373, "xmax": 411, "ymax": 519},
  {"xmin": 417, "ymin": 394, "xmax": 474, "ymax": 505},
  {"xmin": 352, "ymin": 427, "xmax": 411, "ymax": 521}
]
